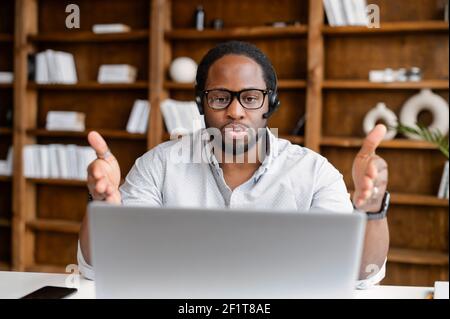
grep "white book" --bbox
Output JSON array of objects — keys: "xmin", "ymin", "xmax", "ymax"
[
  {"xmin": 137, "ymin": 101, "xmax": 150, "ymax": 133},
  {"xmin": 55, "ymin": 51, "xmax": 78, "ymax": 84},
  {"xmin": 126, "ymin": 100, "xmax": 147, "ymax": 133},
  {"xmin": 438, "ymin": 161, "xmax": 449, "ymax": 199},
  {"xmin": 354, "ymin": 0, "xmax": 368, "ymax": 26},
  {"xmin": 161, "ymin": 99, "xmax": 204, "ymax": 135},
  {"xmin": 23, "ymin": 146, "xmax": 31, "ymax": 177},
  {"xmin": 323, "ymin": 0, "xmax": 337, "ymax": 26},
  {"xmin": 47, "ymin": 144, "xmax": 59, "ymax": 179},
  {"xmin": 92, "ymin": 23, "xmax": 131, "ymax": 34},
  {"xmin": 329, "ymin": 0, "xmax": 346, "ymax": 26},
  {"xmin": 30, "ymin": 145, "xmax": 40, "ymax": 178},
  {"xmin": 35, "ymin": 52, "xmax": 49, "ymax": 84},
  {"xmin": 66, "ymin": 144, "xmax": 78, "ymax": 179},
  {"xmin": 0, "ymin": 72, "xmax": 14, "ymax": 84},
  {"xmin": 39, "ymin": 146, "xmax": 49, "ymax": 178},
  {"xmin": 98, "ymin": 64, "xmax": 137, "ymax": 83},
  {"xmin": 5, "ymin": 146, "xmax": 13, "ymax": 175},
  {"xmin": 46, "ymin": 111, "xmax": 85, "ymax": 131},
  {"xmin": 44, "ymin": 50, "xmax": 59, "ymax": 84},
  {"xmin": 55, "ymin": 145, "xmax": 69, "ymax": 179},
  {"xmin": 342, "ymin": 0, "xmax": 357, "ymax": 25}
]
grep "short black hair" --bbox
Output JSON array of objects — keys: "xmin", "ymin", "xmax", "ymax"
[{"xmin": 195, "ymin": 41, "xmax": 278, "ymax": 92}]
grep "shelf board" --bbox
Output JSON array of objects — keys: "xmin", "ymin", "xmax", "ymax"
[
  {"xmin": 26, "ymin": 178, "xmax": 86, "ymax": 187},
  {"xmin": 349, "ymin": 190, "xmax": 448, "ymax": 207},
  {"xmin": 323, "ymin": 21, "xmax": 449, "ymax": 35},
  {"xmin": 27, "ymin": 218, "xmax": 81, "ymax": 234},
  {"xmin": 0, "ymin": 127, "xmax": 13, "ymax": 135},
  {"xmin": 28, "ymin": 29, "xmax": 149, "ymax": 43},
  {"xmin": 164, "ymin": 79, "xmax": 307, "ymax": 90},
  {"xmin": 27, "ymin": 81, "xmax": 149, "ymax": 90},
  {"xmin": 25, "ymin": 264, "xmax": 66, "ymax": 274},
  {"xmin": 0, "ymin": 261, "xmax": 11, "ymax": 271},
  {"xmin": 321, "ymin": 136, "xmax": 440, "ymax": 150},
  {"xmin": 0, "ymin": 175, "xmax": 12, "ymax": 182},
  {"xmin": 388, "ymin": 247, "xmax": 449, "ymax": 266},
  {"xmin": 281, "ymin": 135, "xmax": 305, "ymax": 144},
  {"xmin": 166, "ymin": 25, "xmax": 308, "ymax": 40},
  {"xmin": 0, "ymin": 218, "xmax": 11, "ymax": 227},
  {"xmin": 0, "ymin": 33, "xmax": 13, "ymax": 42},
  {"xmin": 0, "ymin": 83, "xmax": 13, "ymax": 89},
  {"xmin": 390, "ymin": 193, "xmax": 449, "ymax": 207},
  {"xmin": 323, "ymin": 80, "xmax": 449, "ymax": 90},
  {"xmin": 27, "ymin": 128, "xmax": 146, "ymax": 140}
]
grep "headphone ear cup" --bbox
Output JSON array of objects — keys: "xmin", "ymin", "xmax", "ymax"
[
  {"xmin": 195, "ymin": 95, "xmax": 204, "ymax": 115},
  {"xmin": 195, "ymin": 87, "xmax": 204, "ymax": 115}
]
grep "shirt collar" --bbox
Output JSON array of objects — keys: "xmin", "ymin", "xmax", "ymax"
[{"xmin": 202, "ymin": 127, "xmax": 279, "ymax": 182}]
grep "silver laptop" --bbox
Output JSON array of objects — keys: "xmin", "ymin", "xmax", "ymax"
[{"xmin": 88, "ymin": 203, "xmax": 366, "ymax": 299}]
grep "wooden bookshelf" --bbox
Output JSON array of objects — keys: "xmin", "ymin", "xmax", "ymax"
[
  {"xmin": 26, "ymin": 178, "xmax": 87, "ymax": 187},
  {"xmin": 322, "ymin": 20, "xmax": 449, "ymax": 35},
  {"xmin": 29, "ymin": 29, "xmax": 149, "ymax": 43},
  {"xmin": 0, "ymin": 0, "xmax": 14, "ymax": 275},
  {"xmin": 27, "ymin": 82, "xmax": 149, "ymax": 90},
  {"xmin": 0, "ymin": 34, "xmax": 14, "ymax": 42},
  {"xmin": 6, "ymin": 0, "xmax": 448, "ymax": 286},
  {"xmin": 0, "ymin": 127, "xmax": 13, "ymax": 135},
  {"xmin": 166, "ymin": 25, "xmax": 309, "ymax": 40},
  {"xmin": 323, "ymin": 80, "xmax": 449, "ymax": 90},
  {"xmin": 27, "ymin": 128, "xmax": 147, "ymax": 140},
  {"xmin": 0, "ymin": 176, "xmax": 12, "ymax": 182},
  {"xmin": 388, "ymin": 248, "xmax": 449, "ymax": 266},
  {"xmin": 320, "ymin": 136, "xmax": 441, "ymax": 150},
  {"xmin": 27, "ymin": 219, "xmax": 81, "ymax": 234}
]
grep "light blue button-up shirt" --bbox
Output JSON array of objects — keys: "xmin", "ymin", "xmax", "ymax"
[{"xmin": 78, "ymin": 128, "xmax": 385, "ymax": 288}]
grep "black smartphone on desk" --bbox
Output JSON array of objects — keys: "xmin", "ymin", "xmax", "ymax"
[{"xmin": 20, "ymin": 286, "xmax": 78, "ymax": 299}]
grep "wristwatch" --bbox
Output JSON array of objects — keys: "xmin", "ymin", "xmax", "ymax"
[{"xmin": 365, "ymin": 191, "xmax": 390, "ymax": 220}]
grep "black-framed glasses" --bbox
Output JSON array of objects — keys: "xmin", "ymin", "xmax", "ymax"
[{"xmin": 202, "ymin": 88, "xmax": 270, "ymax": 110}]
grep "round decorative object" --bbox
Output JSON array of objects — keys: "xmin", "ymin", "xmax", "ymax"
[
  {"xmin": 169, "ymin": 57, "xmax": 198, "ymax": 83},
  {"xmin": 363, "ymin": 102, "xmax": 398, "ymax": 140},
  {"xmin": 399, "ymin": 89, "xmax": 449, "ymax": 140}
]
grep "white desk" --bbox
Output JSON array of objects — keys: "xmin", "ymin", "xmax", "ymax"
[{"xmin": 0, "ymin": 271, "xmax": 435, "ymax": 299}]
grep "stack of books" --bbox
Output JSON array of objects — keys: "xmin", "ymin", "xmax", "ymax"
[
  {"xmin": 23, "ymin": 144, "xmax": 96, "ymax": 180},
  {"xmin": 323, "ymin": 0, "xmax": 369, "ymax": 26},
  {"xmin": 0, "ymin": 147, "xmax": 13, "ymax": 176},
  {"xmin": 0, "ymin": 72, "xmax": 13, "ymax": 84},
  {"xmin": 92, "ymin": 23, "xmax": 131, "ymax": 34},
  {"xmin": 35, "ymin": 50, "xmax": 78, "ymax": 84},
  {"xmin": 46, "ymin": 111, "xmax": 86, "ymax": 131},
  {"xmin": 438, "ymin": 161, "xmax": 449, "ymax": 199},
  {"xmin": 160, "ymin": 99, "xmax": 205, "ymax": 136},
  {"xmin": 97, "ymin": 64, "xmax": 137, "ymax": 84},
  {"xmin": 126, "ymin": 100, "xmax": 150, "ymax": 134}
]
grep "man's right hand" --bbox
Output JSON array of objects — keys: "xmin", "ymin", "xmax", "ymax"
[{"xmin": 87, "ymin": 131, "xmax": 122, "ymax": 204}]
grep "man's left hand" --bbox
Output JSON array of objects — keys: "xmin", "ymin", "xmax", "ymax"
[{"xmin": 352, "ymin": 124, "xmax": 389, "ymax": 212}]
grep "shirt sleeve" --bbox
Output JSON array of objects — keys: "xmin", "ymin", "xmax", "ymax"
[
  {"xmin": 310, "ymin": 157, "xmax": 354, "ymax": 213},
  {"xmin": 77, "ymin": 240, "xmax": 94, "ymax": 281},
  {"xmin": 119, "ymin": 146, "xmax": 165, "ymax": 206},
  {"xmin": 355, "ymin": 258, "xmax": 387, "ymax": 289}
]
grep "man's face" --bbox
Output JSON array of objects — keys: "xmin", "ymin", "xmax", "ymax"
[{"xmin": 203, "ymin": 54, "xmax": 269, "ymax": 153}]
